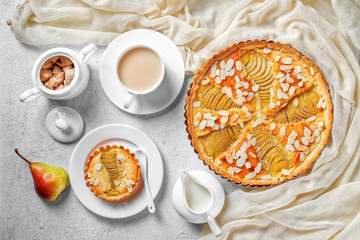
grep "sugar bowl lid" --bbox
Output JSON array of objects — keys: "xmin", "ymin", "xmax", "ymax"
[{"xmin": 45, "ymin": 106, "xmax": 84, "ymax": 142}]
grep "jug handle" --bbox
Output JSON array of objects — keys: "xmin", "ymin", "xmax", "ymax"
[
  {"xmin": 19, "ymin": 87, "xmax": 40, "ymax": 102},
  {"xmin": 207, "ymin": 215, "xmax": 222, "ymax": 236},
  {"xmin": 79, "ymin": 44, "xmax": 97, "ymax": 63}
]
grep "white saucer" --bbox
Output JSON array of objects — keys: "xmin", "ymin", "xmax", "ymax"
[
  {"xmin": 99, "ymin": 29, "xmax": 185, "ymax": 115},
  {"xmin": 69, "ymin": 124, "xmax": 163, "ymax": 219}
]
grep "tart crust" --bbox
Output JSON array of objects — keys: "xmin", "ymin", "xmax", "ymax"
[
  {"xmin": 185, "ymin": 40, "xmax": 333, "ymax": 186},
  {"xmin": 84, "ymin": 145, "xmax": 141, "ymax": 201}
]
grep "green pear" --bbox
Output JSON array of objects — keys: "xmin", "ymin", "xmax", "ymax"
[{"xmin": 15, "ymin": 149, "xmax": 70, "ymax": 201}]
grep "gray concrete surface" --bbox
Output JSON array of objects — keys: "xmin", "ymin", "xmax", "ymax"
[{"xmin": 0, "ymin": 1, "xmax": 238, "ymax": 239}]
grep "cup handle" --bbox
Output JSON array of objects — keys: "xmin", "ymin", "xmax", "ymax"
[
  {"xmin": 19, "ymin": 87, "xmax": 40, "ymax": 102},
  {"xmin": 79, "ymin": 44, "xmax": 97, "ymax": 62},
  {"xmin": 123, "ymin": 92, "xmax": 136, "ymax": 109},
  {"xmin": 207, "ymin": 215, "xmax": 222, "ymax": 236}
]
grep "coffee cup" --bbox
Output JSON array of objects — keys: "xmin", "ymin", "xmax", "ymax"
[{"xmin": 116, "ymin": 45, "xmax": 165, "ymax": 109}]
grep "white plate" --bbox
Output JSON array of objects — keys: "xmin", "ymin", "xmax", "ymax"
[
  {"xmin": 69, "ymin": 124, "xmax": 163, "ymax": 218},
  {"xmin": 99, "ymin": 29, "xmax": 185, "ymax": 115}
]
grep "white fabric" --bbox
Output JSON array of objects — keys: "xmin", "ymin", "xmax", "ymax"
[{"xmin": 11, "ymin": 0, "xmax": 360, "ymax": 239}]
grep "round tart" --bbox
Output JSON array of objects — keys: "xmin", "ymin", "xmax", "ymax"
[
  {"xmin": 84, "ymin": 145, "xmax": 141, "ymax": 201},
  {"xmin": 185, "ymin": 40, "xmax": 333, "ymax": 186}
]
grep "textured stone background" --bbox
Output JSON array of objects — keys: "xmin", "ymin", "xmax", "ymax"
[{"xmin": 0, "ymin": 2, "xmax": 239, "ymax": 239}]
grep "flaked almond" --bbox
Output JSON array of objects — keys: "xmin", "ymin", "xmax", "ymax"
[
  {"xmin": 289, "ymin": 86, "xmax": 297, "ymax": 96},
  {"xmin": 220, "ymin": 123, "xmax": 226, "ymax": 129},
  {"xmin": 228, "ymin": 167, "xmax": 234, "ymax": 175},
  {"xmin": 306, "ymin": 116, "xmax": 316, "ymax": 122},
  {"xmin": 117, "ymin": 154, "xmax": 126, "ymax": 162},
  {"xmin": 87, "ymin": 171, "xmax": 91, "ymax": 178},
  {"xmin": 294, "ymin": 65, "xmax": 302, "ymax": 74},
  {"xmin": 300, "ymin": 152, "xmax": 305, "ymax": 161},
  {"xmin": 245, "ymin": 172, "xmax": 256, "ymax": 179},
  {"xmin": 225, "ymin": 59, "xmax": 234, "ymax": 71},
  {"xmin": 225, "ymin": 153, "xmax": 233, "ymax": 164},
  {"xmin": 193, "ymin": 101, "xmax": 201, "ymax": 107},
  {"xmin": 220, "ymin": 60, "xmax": 226, "ymax": 69},
  {"xmin": 262, "ymin": 175, "xmax": 272, "ymax": 180},
  {"xmin": 93, "ymin": 178, "xmax": 100, "ymax": 186},
  {"xmin": 236, "ymin": 98, "xmax": 243, "ymax": 105},
  {"xmin": 199, "ymin": 120, "xmax": 207, "ymax": 130},
  {"xmin": 293, "ymin": 97, "xmax": 299, "ymax": 106},
  {"xmin": 202, "ymin": 78, "xmax": 211, "ymax": 85},
  {"xmin": 114, "ymin": 180, "xmax": 120, "ymax": 187},
  {"xmin": 285, "ymin": 144, "xmax": 295, "ymax": 152},
  {"xmin": 219, "ymin": 110, "xmax": 229, "ymax": 116},
  {"xmin": 254, "ymin": 163, "xmax": 262, "ymax": 173},
  {"xmin": 280, "ymin": 65, "xmax": 293, "ymax": 71},
  {"xmin": 233, "ymin": 167, "xmax": 242, "ymax": 173},
  {"xmin": 281, "ymin": 169, "xmax": 291, "ymax": 176},
  {"xmin": 270, "ymin": 122, "xmax": 277, "ymax": 131},
  {"xmin": 206, "ymin": 119, "xmax": 215, "ymax": 127},
  {"xmin": 238, "ymin": 119, "xmax": 245, "ymax": 128},
  {"xmin": 203, "ymin": 112, "xmax": 213, "ymax": 119},
  {"xmin": 281, "ymin": 58, "xmax": 292, "ymax": 64},
  {"xmin": 236, "ymin": 61, "xmax": 242, "ymax": 71},
  {"xmin": 245, "ymin": 162, "xmax": 252, "ymax": 169},
  {"xmin": 252, "ymin": 85, "xmax": 260, "ymax": 92},
  {"xmin": 317, "ymin": 98, "xmax": 325, "ymax": 108},
  {"xmin": 294, "ymin": 140, "xmax": 300, "ymax": 149},
  {"xmin": 244, "ymin": 82, "xmax": 250, "ymax": 89},
  {"xmin": 215, "ymin": 77, "xmax": 222, "ymax": 84},
  {"xmin": 95, "ymin": 163, "xmax": 102, "ymax": 171},
  {"xmin": 194, "ymin": 112, "xmax": 202, "ymax": 126},
  {"xmin": 231, "ymin": 114, "xmax": 239, "ymax": 122},
  {"xmin": 274, "ymin": 56, "xmax": 281, "ymax": 62},
  {"xmin": 298, "ymin": 81, "xmax": 304, "ymax": 87},
  {"xmin": 249, "ymin": 152, "xmax": 257, "ymax": 158},
  {"xmin": 226, "ymin": 88, "xmax": 233, "ymax": 98},
  {"xmin": 247, "ymin": 92, "xmax": 254, "ymax": 101},
  {"xmin": 126, "ymin": 179, "xmax": 135, "ymax": 187},
  {"xmin": 275, "ymin": 72, "xmax": 285, "ymax": 79},
  {"xmin": 263, "ymin": 48, "xmax": 272, "ymax": 54},
  {"xmin": 301, "ymin": 137, "xmax": 309, "ymax": 146},
  {"xmin": 310, "ymin": 66, "xmax": 315, "ymax": 75},
  {"xmin": 279, "ymin": 126, "xmax": 286, "ymax": 138}
]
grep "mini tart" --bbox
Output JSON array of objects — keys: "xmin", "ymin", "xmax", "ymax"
[
  {"xmin": 84, "ymin": 145, "xmax": 141, "ymax": 202},
  {"xmin": 185, "ymin": 40, "xmax": 333, "ymax": 186}
]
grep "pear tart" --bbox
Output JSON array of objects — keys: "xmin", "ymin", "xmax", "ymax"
[
  {"xmin": 84, "ymin": 145, "xmax": 141, "ymax": 201},
  {"xmin": 185, "ymin": 40, "xmax": 333, "ymax": 186}
]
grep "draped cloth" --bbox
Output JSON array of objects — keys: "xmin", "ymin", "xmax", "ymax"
[{"xmin": 12, "ymin": 0, "xmax": 360, "ymax": 239}]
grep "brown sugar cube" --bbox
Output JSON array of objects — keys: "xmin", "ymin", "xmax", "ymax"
[
  {"xmin": 42, "ymin": 59, "xmax": 53, "ymax": 70},
  {"xmin": 44, "ymin": 80, "xmax": 54, "ymax": 90},
  {"xmin": 52, "ymin": 65, "xmax": 63, "ymax": 75},
  {"xmin": 49, "ymin": 56, "xmax": 60, "ymax": 64},
  {"xmin": 40, "ymin": 69, "xmax": 52, "ymax": 82},
  {"xmin": 64, "ymin": 68, "xmax": 75, "ymax": 86},
  {"xmin": 59, "ymin": 56, "xmax": 73, "ymax": 67},
  {"xmin": 55, "ymin": 72, "xmax": 65, "ymax": 83},
  {"xmin": 55, "ymin": 84, "xmax": 65, "ymax": 90},
  {"xmin": 63, "ymin": 65, "xmax": 73, "ymax": 71},
  {"xmin": 47, "ymin": 77, "xmax": 62, "ymax": 88}
]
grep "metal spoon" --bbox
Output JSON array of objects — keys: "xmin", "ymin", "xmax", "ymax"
[{"xmin": 135, "ymin": 149, "xmax": 156, "ymax": 213}]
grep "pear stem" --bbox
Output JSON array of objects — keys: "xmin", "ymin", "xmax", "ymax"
[{"xmin": 15, "ymin": 148, "xmax": 31, "ymax": 165}]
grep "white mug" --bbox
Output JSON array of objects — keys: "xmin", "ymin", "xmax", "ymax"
[
  {"xmin": 115, "ymin": 45, "xmax": 165, "ymax": 109},
  {"xmin": 19, "ymin": 44, "xmax": 97, "ymax": 102}
]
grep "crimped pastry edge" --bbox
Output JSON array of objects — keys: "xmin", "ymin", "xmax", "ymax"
[
  {"xmin": 84, "ymin": 145, "xmax": 142, "ymax": 202},
  {"xmin": 185, "ymin": 39, "xmax": 333, "ymax": 187}
]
